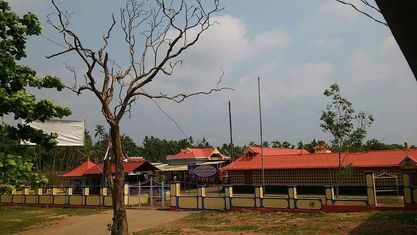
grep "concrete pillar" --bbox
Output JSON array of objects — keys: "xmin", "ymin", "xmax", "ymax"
[
  {"xmin": 197, "ymin": 185, "xmax": 206, "ymax": 210},
  {"xmin": 287, "ymin": 185, "xmax": 297, "ymax": 209},
  {"xmin": 67, "ymin": 187, "xmax": 73, "ymax": 196},
  {"xmin": 170, "ymin": 182, "xmax": 181, "ymax": 208},
  {"xmin": 35, "ymin": 188, "xmax": 43, "ymax": 195},
  {"xmin": 82, "ymin": 187, "xmax": 89, "ymax": 206},
  {"xmin": 66, "ymin": 187, "xmax": 73, "ymax": 205},
  {"xmin": 100, "ymin": 187, "xmax": 108, "ymax": 196},
  {"xmin": 23, "ymin": 187, "xmax": 30, "ymax": 204},
  {"xmin": 82, "ymin": 187, "xmax": 89, "ymax": 195},
  {"xmin": 324, "ymin": 185, "xmax": 335, "ymax": 205},
  {"xmin": 52, "ymin": 188, "xmax": 59, "ymax": 195},
  {"xmin": 254, "ymin": 185, "xmax": 264, "ymax": 208},
  {"xmin": 402, "ymin": 172, "xmax": 414, "ymax": 205},
  {"xmin": 225, "ymin": 185, "xmax": 233, "ymax": 210},
  {"xmin": 23, "ymin": 187, "xmax": 30, "ymax": 195},
  {"xmin": 124, "ymin": 184, "xmax": 129, "ymax": 206},
  {"xmin": 365, "ymin": 171, "xmax": 376, "ymax": 206}
]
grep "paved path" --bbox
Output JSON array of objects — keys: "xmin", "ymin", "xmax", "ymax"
[{"xmin": 17, "ymin": 209, "xmax": 191, "ymax": 235}]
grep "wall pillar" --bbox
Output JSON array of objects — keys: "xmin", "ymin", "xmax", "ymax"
[
  {"xmin": 52, "ymin": 187, "xmax": 59, "ymax": 195},
  {"xmin": 23, "ymin": 187, "xmax": 30, "ymax": 204},
  {"xmin": 100, "ymin": 187, "xmax": 107, "ymax": 196},
  {"xmin": 100, "ymin": 187, "xmax": 108, "ymax": 206},
  {"xmin": 197, "ymin": 185, "xmax": 206, "ymax": 210},
  {"xmin": 66, "ymin": 187, "xmax": 73, "ymax": 205},
  {"xmin": 124, "ymin": 184, "xmax": 129, "ymax": 206},
  {"xmin": 170, "ymin": 182, "xmax": 181, "ymax": 209},
  {"xmin": 82, "ymin": 187, "xmax": 89, "ymax": 206},
  {"xmin": 365, "ymin": 171, "xmax": 376, "ymax": 206},
  {"xmin": 225, "ymin": 185, "xmax": 233, "ymax": 210},
  {"xmin": 402, "ymin": 172, "xmax": 415, "ymax": 205},
  {"xmin": 23, "ymin": 187, "xmax": 30, "ymax": 195},
  {"xmin": 67, "ymin": 187, "xmax": 73, "ymax": 195},
  {"xmin": 36, "ymin": 188, "xmax": 43, "ymax": 195},
  {"xmin": 254, "ymin": 185, "xmax": 264, "ymax": 208},
  {"xmin": 287, "ymin": 185, "xmax": 297, "ymax": 209},
  {"xmin": 324, "ymin": 185, "xmax": 335, "ymax": 205}
]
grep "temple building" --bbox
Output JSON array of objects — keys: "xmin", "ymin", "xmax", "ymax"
[
  {"xmin": 59, "ymin": 157, "xmax": 158, "ymax": 193},
  {"xmin": 221, "ymin": 148, "xmax": 417, "ymax": 187}
]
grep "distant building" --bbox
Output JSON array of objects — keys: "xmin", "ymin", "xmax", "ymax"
[
  {"xmin": 166, "ymin": 147, "xmax": 229, "ymax": 165},
  {"xmin": 60, "ymin": 157, "xmax": 158, "ymax": 193},
  {"xmin": 221, "ymin": 148, "xmax": 417, "ymax": 187},
  {"xmin": 164, "ymin": 148, "xmax": 229, "ymax": 184}
]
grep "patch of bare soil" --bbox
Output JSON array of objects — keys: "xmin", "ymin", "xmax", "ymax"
[
  {"xmin": 136, "ymin": 210, "xmax": 417, "ymax": 235},
  {"xmin": 17, "ymin": 209, "xmax": 191, "ymax": 235}
]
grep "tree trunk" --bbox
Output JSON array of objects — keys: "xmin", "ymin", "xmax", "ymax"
[{"xmin": 109, "ymin": 123, "xmax": 128, "ymax": 235}]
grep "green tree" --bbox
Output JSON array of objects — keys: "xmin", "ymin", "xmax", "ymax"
[
  {"xmin": 121, "ymin": 135, "xmax": 141, "ymax": 157},
  {"xmin": 0, "ymin": 1, "xmax": 71, "ymax": 193},
  {"xmin": 320, "ymin": 83, "xmax": 373, "ymax": 191},
  {"xmin": 94, "ymin": 124, "xmax": 107, "ymax": 141}
]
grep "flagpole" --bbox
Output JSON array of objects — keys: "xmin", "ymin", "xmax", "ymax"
[
  {"xmin": 257, "ymin": 76, "xmax": 265, "ymax": 187},
  {"xmin": 228, "ymin": 101, "xmax": 234, "ymax": 162}
]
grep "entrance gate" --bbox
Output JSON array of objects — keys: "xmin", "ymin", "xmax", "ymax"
[
  {"xmin": 127, "ymin": 178, "xmax": 170, "ymax": 208},
  {"xmin": 374, "ymin": 172, "xmax": 403, "ymax": 206}
]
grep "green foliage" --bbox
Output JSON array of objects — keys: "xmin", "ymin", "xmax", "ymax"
[
  {"xmin": 320, "ymin": 83, "xmax": 374, "ymax": 154},
  {"xmin": 271, "ymin": 140, "xmax": 295, "ymax": 149},
  {"xmin": 0, "ymin": 152, "xmax": 47, "ymax": 193},
  {"xmin": 218, "ymin": 143, "xmax": 245, "ymax": 159},
  {"xmin": 363, "ymin": 138, "xmax": 407, "ymax": 151},
  {"xmin": 139, "ymin": 136, "xmax": 194, "ymax": 162},
  {"xmin": 0, "ymin": 1, "xmax": 70, "ymax": 192}
]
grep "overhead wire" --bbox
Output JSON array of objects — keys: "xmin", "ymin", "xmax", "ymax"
[{"xmin": 40, "ymin": 33, "xmax": 188, "ymax": 139}]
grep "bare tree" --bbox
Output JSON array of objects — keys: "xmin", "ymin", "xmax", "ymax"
[
  {"xmin": 335, "ymin": 0, "xmax": 388, "ymax": 26},
  {"xmin": 47, "ymin": 0, "xmax": 228, "ymax": 234}
]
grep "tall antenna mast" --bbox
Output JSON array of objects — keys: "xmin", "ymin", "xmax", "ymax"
[
  {"xmin": 228, "ymin": 101, "xmax": 234, "ymax": 161},
  {"xmin": 257, "ymin": 76, "xmax": 265, "ymax": 187}
]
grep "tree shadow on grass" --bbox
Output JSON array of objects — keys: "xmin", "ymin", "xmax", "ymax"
[{"xmin": 349, "ymin": 211, "xmax": 417, "ymax": 235}]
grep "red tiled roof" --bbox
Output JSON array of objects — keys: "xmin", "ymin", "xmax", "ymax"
[
  {"xmin": 59, "ymin": 160, "xmax": 100, "ymax": 178},
  {"xmin": 91, "ymin": 161, "xmax": 146, "ymax": 175},
  {"xmin": 221, "ymin": 149, "xmax": 417, "ymax": 171},
  {"xmin": 167, "ymin": 148, "xmax": 217, "ymax": 160},
  {"xmin": 60, "ymin": 158, "xmax": 155, "ymax": 178},
  {"xmin": 246, "ymin": 146, "xmax": 310, "ymax": 156}
]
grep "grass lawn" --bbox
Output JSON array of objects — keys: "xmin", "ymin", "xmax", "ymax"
[
  {"xmin": 0, "ymin": 206, "xmax": 104, "ymax": 235},
  {"xmin": 135, "ymin": 210, "xmax": 417, "ymax": 235}
]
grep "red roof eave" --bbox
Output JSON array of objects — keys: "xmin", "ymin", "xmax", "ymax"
[{"xmin": 221, "ymin": 149, "xmax": 417, "ymax": 171}]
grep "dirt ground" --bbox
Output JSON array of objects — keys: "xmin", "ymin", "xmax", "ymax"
[
  {"xmin": 135, "ymin": 210, "xmax": 417, "ymax": 235},
  {"xmin": 16, "ymin": 209, "xmax": 191, "ymax": 235}
]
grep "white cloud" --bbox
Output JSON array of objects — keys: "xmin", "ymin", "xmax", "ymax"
[
  {"xmin": 145, "ymin": 15, "xmax": 293, "ymax": 99},
  {"xmin": 311, "ymin": 38, "xmax": 342, "ymax": 50},
  {"xmin": 252, "ymin": 29, "xmax": 292, "ymax": 52},
  {"xmin": 231, "ymin": 60, "xmax": 333, "ymax": 111},
  {"xmin": 316, "ymin": 0, "xmax": 361, "ymax": 21},
  {"xmin": 349, "ymin": 35, "xmax": 410, "ymax": 84}
]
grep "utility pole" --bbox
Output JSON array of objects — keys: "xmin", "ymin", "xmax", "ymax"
[
  {"xmin": 228, "ymin": 101, "xmax": 234, "ymax": 161},
  {"xmin": 257, "ymin": 76, "xmax": 265, "ymax": 187}
]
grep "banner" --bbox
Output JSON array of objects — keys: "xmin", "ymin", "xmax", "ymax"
[{"xmin": 21, "ymin": 119, "xmax": 85, "ymax": 146}]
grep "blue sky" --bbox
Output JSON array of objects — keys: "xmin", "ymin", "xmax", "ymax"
[{"xmin": 8, "ymin": 0, "xmax": 417, "ymax": 146}]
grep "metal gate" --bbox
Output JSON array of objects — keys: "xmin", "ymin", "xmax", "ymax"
[
  {"xmin": 374, "ymin": 172, "xmax": 403, "ymax": 206},
  {"xmin": 127, "ymin": 178, "xmax": 170, "ymax": 208}
]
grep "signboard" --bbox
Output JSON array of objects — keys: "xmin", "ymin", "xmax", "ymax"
[
  {"xmin": 193, "ymin": 165, "xmax": 217, "ymax": 177},
  {"xmin": 21, "ymin": 119, "xmax": 85, "ymax": 146}
]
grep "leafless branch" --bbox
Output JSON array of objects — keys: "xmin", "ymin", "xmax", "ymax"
[{"xmin": 335, "ymin": 0, "xmax": 388, "ymax": 26}]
